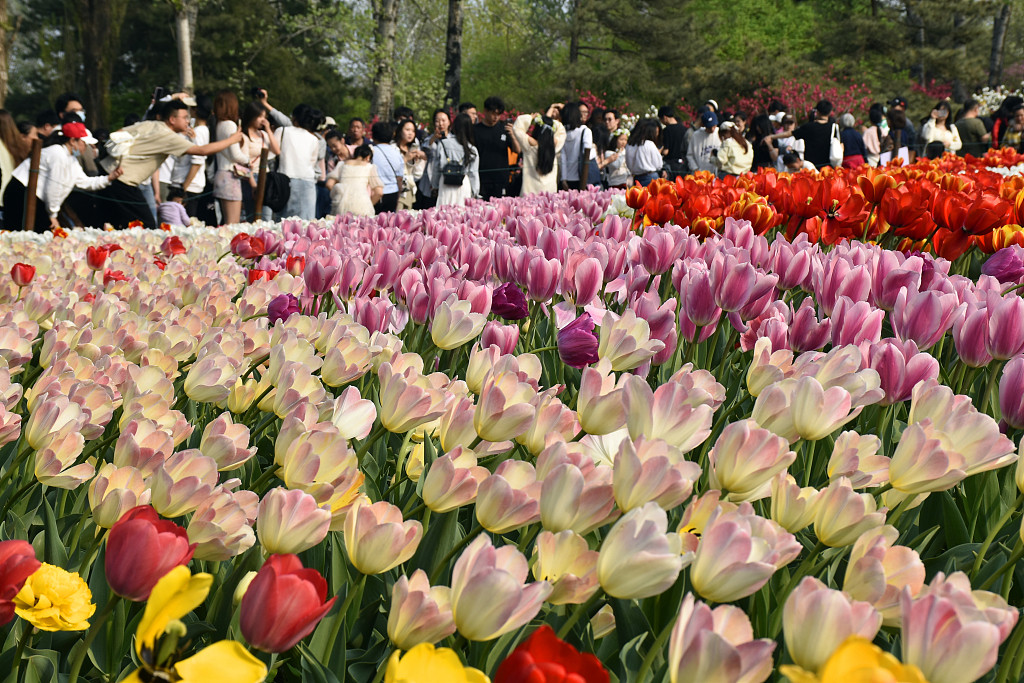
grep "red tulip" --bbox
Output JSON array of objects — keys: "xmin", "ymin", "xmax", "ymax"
[
  {"xmin": 879, "ymin": 185, "xmax": 932, "ymax": 239},
  {"xmin": 103, "ymin": 269, "xmax": 128, "ymax": 286},
  {"xmin": 153, "ymin": 258, "xmax": 167, "ymax": 271},
  {"xmin": 105, "ymin": 505, "xmax": 195, "ymax": 601},
  {"xmin": 10, "ymin": 263, "xmax": 35, "ymax": 287},
  {"xmin": 160, "ymin": 235, "xmax": 186, "ymax": 257},
  {"xmin": 495, "ymin": 625, "xmax": 609, "ymax": 683},
  {"xmin": 625, "ymin": 185, "xmax": 650, "ymax": 210},
  {"xmin": 240, "ymin": 554, "xmax": 336, "ymax": 652},
  {"xmin": 963, "ymin": 193, "xmax": 1011, "ymax": 236},
  {"xmin": 86, "ymin": 245, "xmax": 109, "ymax": 271},
  {"xmin": 231, "ymin": 233, "xmax": 267, "ymax": 259},
  {"xmin": 286, "ymin": 255, "xmax": 306, "ymax": 277},
  {"xmin": 0, "ymin": 540, "xmax": 40, "ymax": 626}
]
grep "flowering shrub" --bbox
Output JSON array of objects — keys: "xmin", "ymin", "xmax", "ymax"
[{"xmin": 0, "ymin": 159, "xmax": 1023, "ymax": 681}]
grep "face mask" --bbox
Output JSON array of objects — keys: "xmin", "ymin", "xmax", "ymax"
[
  {"xmin": 72, "ymin": 149, "xmax": 82, "ymax": 159},
  {"xmin": 76, "ymin": 111, "xmax": 86, "ymax": 122}
]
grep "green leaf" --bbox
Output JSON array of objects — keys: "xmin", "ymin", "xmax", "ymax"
[
  {"xmin": 40, "ymin": 494, "xmax": 68, "ymax": 568},
  {"xmin": 940, "ymin": 490, "xmax": 970, "ymax": 548}
]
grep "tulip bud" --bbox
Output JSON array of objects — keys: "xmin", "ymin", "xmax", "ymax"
[
  {"xmin": 387, "ymin": 569, "xmax": 456, "ymax": 650},
  {"xmin": 240, "ymin": 554, "xmax": 336, "ymax": 652},
  {"xmin": 105, "ymin": 505, "xmax": 195, "ymax": 601},
  {"xmin": 597, "ymin": 503, "xmax": 685, "ymax": 599},
  {"xmin": 343, "ymin": 498, "xmax": 422, "ymax": 575}
]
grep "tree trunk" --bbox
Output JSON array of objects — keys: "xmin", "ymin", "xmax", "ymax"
[
  {"xmin": 567, "ymin": 0, "xmax": 581, "ymax": 93},
  {"xmin": 369, "ymin": 0, "xmax": 400, "ymax": 121},
  {"xmin": 443, "ymin": 0, "xmax": 462, "ymax": 111},
  {"xmin": 71, "ymin": 0, "xmax": 130, "ymax": 129},
  {"xmin": 990, "ymin": 3, "xmax": 1012, "ymax": 88},
  {"xmin": 175, "ymin": 5, "xmax": 194, "ymax": 93},
  {"xmin": 0, "ymin": 0, "xmax": 10, "ymax": 107}
]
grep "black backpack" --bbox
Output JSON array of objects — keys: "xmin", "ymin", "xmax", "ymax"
[{"xmin": 262, "ymin": 171, "xmax": 291, "ymax": 212}]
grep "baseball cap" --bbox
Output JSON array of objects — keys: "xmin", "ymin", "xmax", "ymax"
[
  {"xmin": 62, "ymin": 121, "xmax": 98, "ymax": 144},
  {"xmin": 720, "ymin": 121, "xmax": 737, "ymax": 131},
  {"xmin": 701, "ymin": 111, "xmax": 719, "ymax": 128},
  {"xmin": 705, "ymin": 99, "xmax": 719, "ymax": 112},
  {"xmin": 890, "ymin": 96, "xmax": 908, "ymax": 108}
]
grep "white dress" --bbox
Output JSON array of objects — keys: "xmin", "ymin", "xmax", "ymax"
[
  {"xmin": 328, "ymin": 162, "xmax": 382, "ymax": 216},
  {"xmin": 433, "ymin": 140, "xmax": 479, "ymax": 207},
  {"xmin": 512, "ymin": 115, "xmax": 566, "ymax": 195}
]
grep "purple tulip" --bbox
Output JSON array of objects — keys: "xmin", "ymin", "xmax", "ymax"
[
  {"xmin": 862, "ymin": 338, "xmax": 940, "ymax": 405},
  {"xmin": 891, "ymin": 287, "xmax": 963, "ymax": 351},
  {"xmin": 303, "ymin": 258, "xmax": 340, "ymax": 295},
  {"xmin": 481, "ymin": 321, "xmax": 520, "ymax": 355},
  {"xmin": 789, "ymin": 299, "xmax": 831, "ymax": 352},
  {"xmin": 982, "ymin": 246, "xmax": 1024, "ymax": 285},
  {"xmin": 999, "ymin": 356, "xmax": 1024, "ymax": 430},
  {"xmin": 985, "ymin": 292, "xmax": 1024, "ymax": 360},
  {"xmin": 952, "ymin": 304, "xmax": 994, "ymax": 367},
  {"xmin": 813, "ymin": 256, "xmax": 871, "ymax": 317},
  {"xmin": 491, "ymin": 282, "xmax": 529, "ymax": 320},
  {"xmin": 557, "ymin": 313, "xmax": 600, "ymax": 369},
  {"xmin": 769, "ymin": 233, "xmax": 813, "ymax": 291},
  {"xmin": 831, "ymin": 296, "xmax": 883, "ymax": 347},
  {"xmin": 709, "ymin": 251, "xmax": 757, "ymax": 312},
  {"xmin": 267, "ymin": 294, "xmax": 301, "ymax": 325}
]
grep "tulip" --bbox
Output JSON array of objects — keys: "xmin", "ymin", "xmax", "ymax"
[
  {"xmin": 10, "ymin": 263, "xmax": 35, "ymax": 287},
  {"xmin": 473, "ymin": 368, "xmax": 536, "ymax": 442},
  {"xmin": 113, "ymin": 418, "xmax": 174, "ymax": 477},
  {"xmin": 780, "ymin": 637, "xmax": 927, "ymax": 683},
  {"xmin": 34, "ymin": 431, "xmax": 92, "ymax": 489},
  {"xmin": 105, "ymin": 505, "xmax": 195, "ymax": 601},
  {"xmin": 377, "ymin": 363, "xmax": 449, "ymax": 434},
  {"xmin": 891, "ymin": 287, "xmax": 963, "ymax": 351},
  {"xmin": 789, "ymin": 298, "xmax": 831, "ymax": 352},
  {"xmin": 431, "ymin": 294, "xmax": 487, "ymax": 350},
  {"xmin": 387, "ymin": 569, "xmax": 456, "ymax": 650},
  {"xmin": 86, "ymin": 245, "xmax": 108, "ymax": 271},
  {"xmin": 1000, "ymin": 355, "xmax": 1024, "ymax": 429},
  {"xmin": 149, "ymin": 450, "xmax": 220, "ymax": 518},
  {"xmin": 689, "ymin": 504, "xmax": 801, "ymax": 603},
  {"xmin": 557, "ymin": 312, "xmax": 600, "ymax": 368},
  {"xmin": 480, "ymin": 321, "xmax": 519, "ymax": 355},
  {"xmin": 830, "ymin": 296, "xmax": 883, "ymax": 347},
  {"xmin": 623, "ymin": 375, "xmax": 714, "ymax": 452},
  {"xmin": 495, "ymin": 625, "xmax": 610, "ymax": 683},
  {"xmin": 531, "ymin": 530, "xmax": 600, "ymax": 605},
  {"xmin": 597, "ymin": 503, "xmax": 685, "ymax": 599},
  {"xmin": 953, "ymin": 304, "xmax": 994, "ymax": 367},
  {"xmin": 199, "ymin": 412, "xmax": 255, "ymax": 471},
  {"xmin": 752, "ymin": 376, "xmax": 863, "ymax": 444},
  {"xmin": 826, "ymin": 430, "xmax": 889, "ymax": 488},
  {"xmin": 576, "ymin": 359, "xmax": 627, "ymax": 436},
  {"xmin": 422, "ymin": 448, "xmax": 489, "ymax": 513},
  {"xmin": 597, "ymin": 309, "xmax": 665, "ymax": 371},
  {"xmin": 813, "ymin": 478, "xmax": 886, "ymax": 547},
  {"xmin": 343, "ymin": 498, "xmax": 422, "ymax": 574},
  {"xmin": 613, "ymin": 437, "xmax": 701, "ymax": 511},
  {"xmin": 668, "ymin": 593, "xmax": 775, "ymax": 683},
  {"xmin": 708, "ymin": 419, "xmax": 795, "ymax": 501},
  {"xmin": 985, "ymin": 292, "xmax": 1024, "ymax": 360},
  {"xmin": 0, "ymin": 540, "xmax": 40, "ymax": 627},
  {"xmin": 240, "ymin": 554, "xmax": 336, "ymax": 652},
  {"xmin": 186, "ymin": 486, "xmax": 257, "ymax": 561},
  {"xmin": 770, "ymin": 473, "xmax": 820, "ymax": 533},
  {"xmin": 13, "ymin": 562, "xmax": 94, "ymax": 631},
  {"xmin": 783, "ymin": 576, "xmax": 881, "ymax": 673},
  {"xmin": 303, "ymin": 257, "xmax": 339, "ymax": 295},
  {"xmin": 384, "ymin": 643, "xmax": 488, "ymax": 683},
  {"xmin": 474, "ymin": 460, "xmax": 541, "ymax": 534},
  {"xmin": 450, "ymin": 535, "xmax": 551, "ymax": 641},
  {"xmin": 257, "ymin": 487, "xmax": 331, "ymax": 555},
  {"xmin": 861, "ymin": 338, "xmax": 940, "ymax": 405},
  {"xmin": 539, "ymin": 457, "xmax": 618, "ymax": 535},
  {"xmin": 982, "ymin": 246, "xmax": 1024, "ymax": 283},
  {"xmin": 491, "ymin": 282, "xmax": 529, "ymax": 320},
  {"xmin": 24, "ymin": 395, "xmax": 83, "ymax": 451},
  {"xmin": 843, "ymin": 525, "xmax": 925, "ymax": 625},
  {"xmin": 89, "ymin": 463, "xmax": 152, "ymax": 528},
  {"xmin": 516, "ymin": 391, "xmax": 579, "ymax": 456},
  {"xmin": 267, "ymin": 293, "xmax": 301, "ymax": 324},
  {"xmin": 160, "ymin": 235, "xmax": 187, "ymax": 256},
  {"xmin": 183, "ymin": 353, "xmax": 240, "ymax": 405}
]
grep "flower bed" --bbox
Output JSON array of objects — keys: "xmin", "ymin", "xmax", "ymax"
[{"xmin": 1, "ymin": 156, "xmax": 1024, "ymax": 682}]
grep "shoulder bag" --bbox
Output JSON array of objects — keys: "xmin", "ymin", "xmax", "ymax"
[
  {"xmin": 829, "ymin": 123, "xmax": 844, "ymax": 167},
  {"xmin": 439, "ymin": 139, "xmax": 466, "ymax": 186}
]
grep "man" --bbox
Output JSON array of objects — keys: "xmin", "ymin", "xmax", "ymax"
[
  {"xmin": 781, "ymin": 152, "xmax": 815, "ymax": 173},
  {"xmin": 686, "ymin": 111, "xmax": 721, "ymax": 174},
  {"xmin": 794, "ymin": 99, "xmax": 837, "ymax": 169},
  {"xmin": 34, "ymin": 111, "xmax": 61, "ymax": 138},
  {"xmin": 370, "ymin": 120, "xmax": 404, "ymax": 214},
  {"xmin": 346, "ymin": 118, "xmax": 366, "ymax": 154},
  {"xmin": 954, "ymin": 99, "xmax": 991, "ymax": 157},
  {"xmin": 458, "ymin": 102, "xmax": 478, "ymax": 124},
  {"xmin": 604, "ymin": 110, "xmax": 620, "ymax": 133},
  {"xmin": 659, "ymin": 105, "xmax": 688, "ymax": 179},
  {"xmin": 54, "ymin": 93, "xmax": 86, "ymax": 122},
  {"xmin": 889, "ymin": 96, "xmax": 918, "ymax": 154},
  {"xmin": 98, "ymin": 98, "xmax": 244, "ymax": 229},
  {"xmin": 474, "ymin": 96, "xmax": 520, "ymax": 200}
]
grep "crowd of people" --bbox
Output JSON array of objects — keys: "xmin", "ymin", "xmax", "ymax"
[{"xmin": 0, "ymin": 87, "xmax": 1019, "ymax": 230}]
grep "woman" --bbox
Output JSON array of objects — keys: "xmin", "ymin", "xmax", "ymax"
[
  {"xmin": 512, "ymin": 113, "xmax": 566, "ymax": 195},
  {"xmin": 748, "ymin": 114, "xmax": 777, "ymax": 169},
  {"xmin": 325, "ymin": 144, "xmax": 383, "ymax": 216},
  {"xmin": 586, "ymin": 107, "xmax": 607, "ymax": 188},
  {"xmin": 395, "ymin": 120, "xmax": 425, "ymax": 210},
  {"xmin": 920, "ymin": 100, "xmax": 962, "ymax": 154},
  {"xmin": 712, "ymin": 121, "xmax": 753, "ymax": 177},
  {"xmin": 240, "ymin": 100, "xmax": 281, "ymax": 221},
  {"xmin": 4, "ymin": 123, "xmax": 122, "ymax": 231},
  {"xmin": 274, "ymin": 105, "xmax": 321, "ymax": 220},
  {"xmin": 992, "ymin": 96, "xmax": 1023, "ymax": 148},
  {"xmin": 882, "ymin": 109, "xmax": 911, "ymax": 158},
  {"xmin": 211, "ymin": 90, "xmax": 249, "ymax": 225},
  {"xmin": 559, "ymin": 103, "xmax": 592, "ymax": 190},
  {"xmin": 839, "ymin": 113, "xmax": 868, "ymax": 168},
  {"xmin": 862, "ymin": 104, "xmax": 886, "ymax": 166},
  {"xmin": 416, "ymin": 109, "xmax": 451, "ymax": 209},
  {"xmin": 431, "ymin": 112, "xmax": 478, "ymax": 207},
  {"xmin": 0, "ymin": 111, "xmax": 30, "ymax": 213},
  {"xmin": 625, "ymin": 118, "xmax": 663, "ymax": 186},
  {"xmin": 1001, "ymin": 106, "xmax": 1024, "ymax": 150},
  {"xmin": 600, "ymin": 127, "xmax": 631, "ymax": 188}
]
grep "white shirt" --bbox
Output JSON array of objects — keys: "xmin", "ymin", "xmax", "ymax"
[
  {"xmin": 625, "ymin": 141, "xmax": 662, "ymax": 175},
  {"xmin": 274, "ymin": 126, "xmax": 319, "ymax": 181},
  {"xmin": 12, "ymin": 145, "xmax": 110, "ymax": 218},
  {"xmin": 560, "ymin": 126, "xmax": 593, "ymax": 181},
  {"xmin": 172, "ymin": 125, "xmax": 208, "ymax": 193},
  {"xmin": 686, "ymin": 128, "xmax": 721, "ymax": 174},
  {"xmin": 215, "ymin": 120, "xmax": 249, "ymax": 172}
]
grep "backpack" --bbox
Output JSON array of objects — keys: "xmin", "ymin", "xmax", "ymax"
[{"xmin": 262, "ymin": 171, "xmax": 291, "ymax": 212}]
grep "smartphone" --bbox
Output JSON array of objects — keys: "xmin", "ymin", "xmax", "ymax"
[{"xmin": 153, "ymin": 86, "xmax": 167, "ymax": 101}]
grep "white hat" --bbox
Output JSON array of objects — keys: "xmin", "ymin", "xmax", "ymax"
[
  {"xmin": 719, "ymin": 120, "xmax": 737, "ymax": 131},
  {"xmin": 705, "ymin": 99, "xmax": 719, "ymax": 111}
]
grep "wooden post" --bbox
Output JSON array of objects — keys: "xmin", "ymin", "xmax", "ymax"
[
  {"xmin": 254, "ymin": 148, "xmax": 270, "ymax": 217},
  {"xmin": 22, "ymin": 138, "xmax": 41, "ymax": 231}
]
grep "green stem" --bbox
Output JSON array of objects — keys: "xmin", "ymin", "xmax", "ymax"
[
  {"xmin": 67, "ymin": 594, "xmax": 122, "ymax": 683},
  {"xmin": 971, "ymin": 492, "xmax": 1024, "ymax": 580},
  {"xmin": 0, "ymin": 443, "xmax": 34, "ymax": 494},
  {"xmin": 995, "ymin": 617, "xmax": 1024, "ymax": 683},
  {"xmin": 248, "ymin": 409, "xmax": 280, "ymax": 443},
  {"xmin": 319, "ymin": 573, "xmax": 367, "ymax": 663},
  {"xmin": 635, "ymin": 613, "xmax": 677, "ymax": 683},
  {"xmin": 980, "ymin": 540, "xmax": 1024, "ymax": 591},
  {"xmin": 9, "ymin": 622, "xmax": 33, "ymax": 683},
  {"xmin": 249, "ymin": 465, "xmax": 281, "ymax": 496},
  {"xmin": 556, "ymin": 589, "xmax": 602, "ymax": 640},
  {"xmin": 429, "ymin": 524, "xmax": 484, "ymax": 584},
  {"xmin": 356, "ymin": 423, "xmax": 387, "ymax": 463},
  {"xmin": 528, "ymin": 345, "xmax": 558, "ymax": 354}
]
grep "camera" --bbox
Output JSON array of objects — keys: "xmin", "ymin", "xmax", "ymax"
[{"xmin": 251, "ymin": 86, "xmax": 265, "ymax": 100}]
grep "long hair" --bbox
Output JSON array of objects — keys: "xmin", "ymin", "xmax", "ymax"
[
  {"xmin": 749, "ymin": 114, "xmax": 773, "ymax": 144},
  {"xmin": 0, "ymin": 110, "xmax": 29, "ymax": 164},
  {"xmin": 561, "ymin": 103, "xmax": 583, "ymax": 131},
  {"xmin": 451, "ymin": 113, "xmax": 476, "ymax": 161},
  {"xmin": 394, "ymin": 120, "xmax": 417, "ymax": 150},
  {"xmin": 922, "ymin": 100, "xmax": 954, "ymax": 131},
  {"xmin": 627, "ymin": 118, "xmax": 660, "ymax": 147},
  {"xmin": 533, "ymin": 116, "xmax": 556, "ymax": 175},
  {"xmin": 720, "ymin": 124, "xmax": 750, "ymax": 153},
  {"xmin": 240, "ymin": 101, "xmax": 268, "ymax": 137},
  {"xmin": 211, "ymin": 90, "xmax": 240, "ymax": 142}
]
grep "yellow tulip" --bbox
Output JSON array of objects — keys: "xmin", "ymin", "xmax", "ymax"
[
  {"xmin": 781, "ymin": 636, "xmax": 927, "ymax": 683},
  {"xmin": 384, "ymin": 643, "xmax": 489, "ymax": 683},
  {"xmin": 14, "ymin": 563, "xmax": 95, "ymax": 631}
]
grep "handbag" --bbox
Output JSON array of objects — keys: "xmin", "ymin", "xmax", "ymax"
[
  {"xmin": 261, "ymin": 128, "xmax": 291, "ymax": 212},
  {"xmin": 829, "ymin": 124, "xmax": 844, "ymax": 168},
  {"xmin": 439, "ymin": 140, "xmax": 466, "ymax": 186}
]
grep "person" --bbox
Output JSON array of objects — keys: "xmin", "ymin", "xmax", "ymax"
[
  {"xmin": 369, "ymin": 120, "xmax": 404, "ymax": 214},
  {"xmin": 954, "ymin": 99, "xmax": 991, "ymax": 157},
  {"xmin": 781, "ymin": 152, "xmax": 815, "ymax": 173},
  {"xmin": 795, "ymin": 100, "xmax": 838, "ymax": 168},
  {"xmin": 882, "ymin": 108, "xmax": 913, "ymax": 159},
  {"xmin": 604, "ymin": 110, "xmax": 620, "ymax": 134},
  {"xmin": 512, "ymin": 113, "xmax": 565, "ymax": 195},
  {"xmin": 210, "ymin": 90, "xmax": 249, "ymax": 225},
  {"xmin": 889, "ymin": 96, "xmax": 918, "ymax": 153},
  {"xmin": 0, "ymin": 110, "xmax": 30, "ymax": 212},
  {"xmin": 395, "ymin": 119, "xmax": 425, "ymax": 210},
  {"xmin": 324, "ymin": 128, "xmax": 348, "ymax": 174},
  {"xmin": 474, "ymin": 96, "xmax": 518, "ymax": 200},
  {"xmin": 546, "ymin": 103, "xmax": 564, "ymax": 122},
  {"xmin": 687, "ymin": 111, "xmax": 721, "ymax": 174},
  {"xmin": 54, "ymin": 93, "xmax": 86, "ymax": 122},
  {"xmin": 559, "ymin": 102, "xmax": 592, "ymax": 190},
  {"xmin": 748, "ymin": 114, "xmax": 776, "ymax": 170},
  {"xmin": 586, "ymin": 107, "xmax": 608, "ymax": 187},
  {"xmin": 416, "ymin": 109, "xmax": 451, "ymax": 209},
  {"xmin": 711, "ymin": 121, "xmax": 753, "ymax": 177},
  {"xmin": 240, "ymin": 100, "xmax": 281, "ymax": 222},
  {"xmin": 169, "ymin": 95, "xmax": 215, "ymax": 224},
  {"xmin": 17, "ymin": 121, "xmax": 38, "ymax": 146},
  {"xmin": 919, "ymin": 100, "xmax": 961, "ymax": 155},
  {"xmin": 991, "ymin": 96, "xmax": 1024, "ymax": 148},
  {"xmin": 600, "ymin": 127, "xmax": 631, "ymax": 188},
  {"xmin": 272, "ymin": 105, "xmax": 321, "ymax": 219},
  {"xmin": 705, "ymin": 99, "xmax": 719, "ymax": 113},
  {"xmin": 839, "ymin": 113, "xmax": 868, "ymax": 168},
  {"xmin": 923, "ymin": 141, "xmax": 946, "ymax": 159},
  {"xmin": 625, "ymin": 118, "xmax": 663, "ymax": 186},
  {"xmin": 772, "ymin": 114, "xmax": 803, "ymax": 169},
  {"xmin": 346, "ymin": 118, "xmax": 366, "ymax": 155},
  {"xmin": 1001, "ymin": 106, "xmax": 1024, "ymax": 150},
  {"xmin": 862, "ymin": 104, "xmax": 887, "ymax": 166},
  {"xmin": 458, "ymin": 102, "xmax": 478, "ymax": 124},
  {"xmin": 35, "ymin": 111, "xmax": 61, "ymax": 138},
  {"xmin": 394, "ymin": 106, "xmax": 427, "ymax": 144},
  {"xmin": 157, "ymin": 185, "xmax": 190, "ymax": 226},
  {"xmin": 659, "ymin": 105, "xmax": 688, "ymax": 179},
  {"xmin": 432, "ymin": 112, "xmax": 478, "ymax": 206},
  {"xmin": 325, "ymin": 144, "xmax": 383, "ymax": 216},
  {"xmin": 97, "ymin": 99, "xmax": 243, "ymax": 229},
  {"xmin": 4, "ymin": 123, "xmax": 123, "ymax": 231}
]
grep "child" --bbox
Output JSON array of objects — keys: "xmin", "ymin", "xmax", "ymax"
[
  {"xmin": 157, "ymin": 186, "xmax": 191, "ymax": 227},
  {"xmin": 600, "ymin": 129, "xmax": 631, "ymax": 188}
]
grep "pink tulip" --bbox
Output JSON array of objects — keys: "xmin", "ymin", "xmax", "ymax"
[
  {"xmin": 891, "ymin": 287, "xmax": 963, "ymax": 351},
  {"xmin": 538, "ymin": 447, "xmax": 618, "ymax": 535},
  {"xmin": 343, "ymin": 498, "xmax": 422, "ymax": 575},
  {"xmin": 597, "ymin": 503, "xmax": 685, "ymax": 599},
  {"xmin": 623, "ymin": 375, "xmax": 714, "ymax": 452},
  {"xmin": 708, "ymin": 419, "xmax": 796, "ymax": 501},
  {"xmin": 257, "ymin": 487, "xmax": 331, "ymax": 555},
  {"xmin": 985, "ymin": 291, "xmax": 1024, "ymax": 360},
  {"xmin": 387, "ymin": 569, "xmax": 456, "ymax": 650},
  {"xmin": 422, "ymin": 448, "xmax": 489, "ymax": 513},
  {"xmin": 769, "ymin": 232, "xmax": 813, "ymax": 291},
  {"xmin": 640, "ymin": 225, "xmax": 687, "ymax": 275},
  {"xmin": 871, "ymin": 251, "xmax": 923, "ymax": 310},
  {"xmin": 1000, "ymin": 356, "xmax": 1024, "ymax": 430},
  {"xmin": 953, "ymin": 304, "xmax": 994, "ymax": 367},
  {"xmin": 813, "ymin": 255, "xmax": 871, "ymax": 316},
  {"xmin": 668, "ymin": 593, "xmax": 775, "ymax": 683},
  {"xmin": 843, "ymin": 526, "xmax": 925, "ymax": 625},
  {"xmin": 830, "ymin": 296, "xmax": 883, "ymax": 347},
  {"xmin": 789, "ymin": 299, "xmax": 831, "ymax": 352},
  {"xmin": 475, "ymin": 460, "xmax": 541, "ymax": 534},
  {"xmin": 861, "ymin": 338, "xmax": 940, "ymax": 405},
  {"xmin": 680, "ymin": 262, "xmax": 722, "ymax": 327},
  {"xmin": 612, "ymin": 437, "xmax": 701, "ymax": 511},
  {"xmin": 303, "ymin": 257, "xmax": 339, "ymax": 295},
  {"xmin": 480, "ymin": 321, "xmax": 519, "ymax": 355},
  {"xmin": 710, "ymin": 251, "xmax": 758, "ymax": 312},
  {"xmin": 783, "ymin": 576, "xmax": 881, "ymax": 673}
]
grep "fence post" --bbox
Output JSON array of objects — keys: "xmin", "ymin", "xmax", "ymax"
[
  {"xmin": 254, "ymin": 148, "xmax": 270, "ymax": 217},
  {"xmin": 23, "ymin": 139, "xmax": 42, "ymax": 231}
]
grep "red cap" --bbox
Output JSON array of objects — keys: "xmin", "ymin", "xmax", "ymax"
[{"xmin": 62, "ymin": 122, "xmax": 88, "ymax": 139}]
